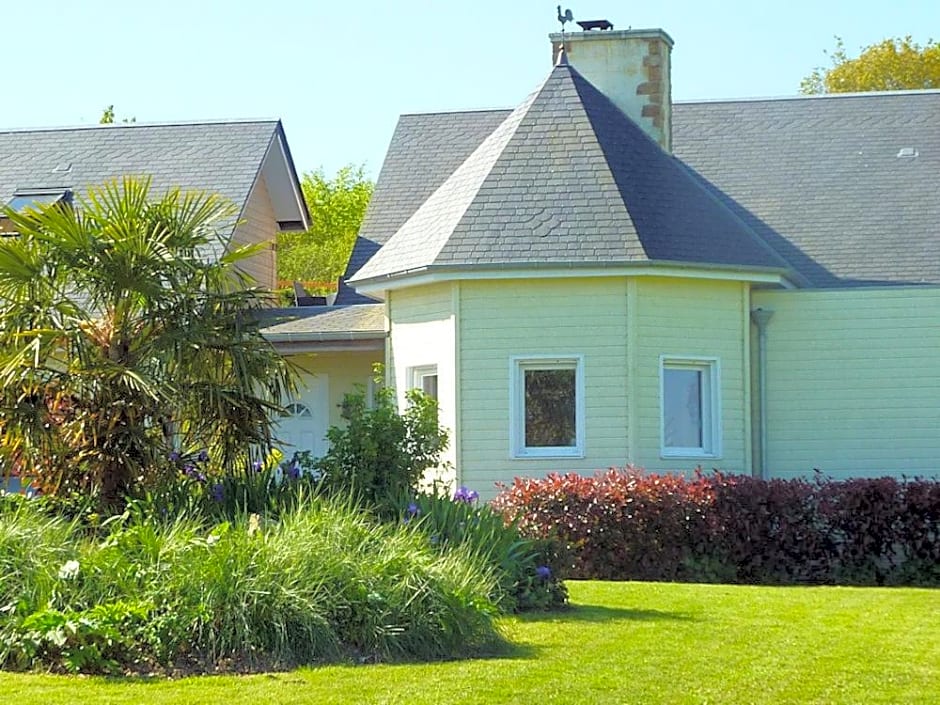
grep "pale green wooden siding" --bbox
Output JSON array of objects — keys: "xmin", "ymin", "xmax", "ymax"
[
  {"xmin": 752, "ymin": 287, "xmax": 940, "ymax": 480},
  {"xmin": 388, "ymin": 283, "xmax": 457, "ymax": 486},
  {"xmin": 633, "ymin": 278, "xmax": 750, "ymax": 474},
  {"xmin": 458, "ymin": 278, "xmax": 630, "ymax": 495}
]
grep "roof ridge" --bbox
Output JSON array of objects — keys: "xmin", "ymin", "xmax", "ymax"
[
  {"xmin": 0, "ymin": 118, "xmax": 281, "ymax": 136},
  {"xmin": 676, "ymin": 88, "xmax": 940, "ymax": 106},
  {"xmin": 399, "ymin": 108, "xmax": 513, "ymax": 118}
]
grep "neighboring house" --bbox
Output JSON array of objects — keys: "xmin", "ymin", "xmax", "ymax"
[
  {"xmin": 275, "ymin": 24, "xmax": 939, "ymax": 497},
  {"xmin": 0, "ymin": 119, "xmax": 315, "ymax": 470},
  {"xmin": 0, "ymin": 119, "xmax": 309, "ymax": 290}
]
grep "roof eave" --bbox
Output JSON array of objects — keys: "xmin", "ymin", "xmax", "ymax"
[
  {"xmin": 348, "ymin": 259, "xmax": 802, "ymax": 297},
  {"xmin": 263, "ymin": 329, "xmax": 386, "ymax": 350}
]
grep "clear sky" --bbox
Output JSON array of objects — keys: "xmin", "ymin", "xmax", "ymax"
[{"xmin": 3, "ymin": 1, "xmax": 938, "ymax": 178}]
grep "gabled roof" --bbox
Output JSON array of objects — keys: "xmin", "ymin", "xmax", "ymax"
[
  {"xmin": 0, "ymin": 119, "xmax": 309, "ymax": 236},
  {"xmin": 346, "ymin": 83, "xmax": 940, "ymax": 291},
  {"xmin": 349, "ymin": 63, "xmax": 789, "ymax": 289}
]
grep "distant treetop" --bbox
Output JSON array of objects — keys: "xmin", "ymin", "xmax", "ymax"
[{"xmin": 801, "ymin": 36, "xmax": 940, "ymax": 94}]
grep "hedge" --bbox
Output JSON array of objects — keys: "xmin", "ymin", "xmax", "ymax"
[{"xmin": 491, "ymin": 469, "xmax": 940, "ymax": 586}]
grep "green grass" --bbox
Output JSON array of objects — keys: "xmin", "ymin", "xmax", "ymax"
[{"xmin": 1, "ymin": 580, "xmax": 936, "ymax": 704}]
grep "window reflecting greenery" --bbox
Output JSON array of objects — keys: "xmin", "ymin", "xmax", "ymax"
[{"xmin": 524, "ymin": 368, "xmax": 576, "ymax": 447}]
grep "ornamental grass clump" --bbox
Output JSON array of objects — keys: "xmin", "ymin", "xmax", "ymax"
[
  {"xmin": 401, "ymin": 488, "xmax": 567, "ymax": 612},
  {"xmin": 0, "ymin": 497, "xmax": 502, "ymax": 674}
]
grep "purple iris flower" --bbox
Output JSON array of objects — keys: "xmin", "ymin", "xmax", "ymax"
[
  {"xmin": 197, "ymin": 449, "xmax": 210, "ymax": 463},
  {"xmin": 211, "ymin": 483, "xmax": 224, "ymax": 502},
  {"xmin": 252, "ymin": 460, "xmax": 263, "ymax": 473},
  {"xmin": 406, "ymin": 502, "xmax": 420, "ymax": 518},
  {"xmin": 168, "ymin": 451, "xmax": 181, "ymax": 463},
  {"xmin": 288, "ymin": 463, "xmax": 301, "ymax": 480},
  {"xmin": 536, "ymin": 565, "xmax": 552, "ymax": 580},
  {"xmin": 453, "ymin": 486, "xmax": 479, "ymax": 504}
]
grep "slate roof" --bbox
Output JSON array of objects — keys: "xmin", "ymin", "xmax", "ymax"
[
  {"xmin": 349, "ymin": 63, "xmax": 788, "ymax": 288},
  {"xmin": 345, "ymin": 73, "xmax": 940, "ymax": 290},
  {"xmin": 259, "ymin": 304, "xmax": 385, "ymax": 341},
  {"xmin": 672, "ymin": 92, "xmax": 940, "ymax": 287},
  {"xmin": 338, "ymin": 110, "xmax": 511, "ymax": 304},
  {"xmin": 0, "ymin": 120, "xmax": 289, "ymax": 250}
]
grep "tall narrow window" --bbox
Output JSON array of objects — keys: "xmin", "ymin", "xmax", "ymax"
[
  {"xmin": 660, "ymin": 356, "xmax": 720, "ymax": 458},
  {"xmin": 511, "ymin": 356, "xmax": 584, "ymax": 458}
]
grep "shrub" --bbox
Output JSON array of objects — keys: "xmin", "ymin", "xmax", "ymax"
[
  {"xmin": 492, "ymin": 469, "xmax": 713, "ymax": 581},
  {"xmin": 0, "ymin": 498, "xmax": 502, "ymax": 673},
  {"xmin": 316, "ymin": 369, "xmax": 448, "ymax": 516},
  {"xmin": 493, "ymin": 468, "xmax": 940, "ymax": 586}
]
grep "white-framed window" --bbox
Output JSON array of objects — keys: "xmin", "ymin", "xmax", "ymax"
[
  {"xmin": 510, "ymin": 355, "xmax": 585, "ymax": 459},
  {"xmin": 660, "ymin": 356, "xmax": 721, "ymax": 459},
  {"xmin": 409, "ymin": 365, "xmax": 438, "ymax": 400}
]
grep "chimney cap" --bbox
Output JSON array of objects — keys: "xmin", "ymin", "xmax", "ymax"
[{"xmin": 577, "ymin": 19, "xmax": 614, "ymax": 31}]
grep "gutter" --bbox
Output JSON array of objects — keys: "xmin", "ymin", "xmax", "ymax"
[
  {"xmin": 749, "ymin": 308, "xmax": 774, "ymax": 479},
  {"xmin": 263, "ymin": 330, "xmax": 385, "ymax": 344},
  {"xmin": 349, "ymin": 259, "xmax": 804, "ymax": 296}
]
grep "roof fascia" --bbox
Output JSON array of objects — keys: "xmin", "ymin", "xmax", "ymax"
[
  {"xmin": 268, "ymin": 335, "xmax": 385, "ymax": 354},
  {"xmin": 350, "ymin": 262, "xmax": 798, "ymax": 299},
  {"xmin": 259, "ymin": 124, "xmax": 310, "ymax": 231}
]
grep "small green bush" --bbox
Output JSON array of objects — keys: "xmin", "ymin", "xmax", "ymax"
[{"xmin": 316, "ymin": 370, "xmax": 448, "ymax": 516}]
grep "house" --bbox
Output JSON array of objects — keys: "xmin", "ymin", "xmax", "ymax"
[
  {"xmin": 0, "ymin": 119, "xmax": 314, "ymax": 490},
  {"xmin": 272, "ymin": 24, "xmax": 940, "ymax": 497},
  {"xmin": 0, "ymin": 119, "xmax": 309, "ymax": 290}
]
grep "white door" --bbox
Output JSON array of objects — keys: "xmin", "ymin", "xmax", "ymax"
[{"xmin": 278, "ymin": 374, "xmax": 329, "ymax": 459}]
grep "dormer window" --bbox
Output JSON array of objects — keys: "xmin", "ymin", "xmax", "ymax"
[
  {"xmin": 0, "ymin": 188, "xmax": 71, "ymax": 235},
  {"xmin": 5, "ymin": 188, "xmax": 70, "ymax": 212}
]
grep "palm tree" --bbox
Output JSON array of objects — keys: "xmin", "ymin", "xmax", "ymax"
[{"xmin": 0, "ymin": 177, "xmax": 296, "ymax": 506}]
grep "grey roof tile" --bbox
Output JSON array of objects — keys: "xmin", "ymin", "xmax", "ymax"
[
  {"xmin": 347, "ymin": 82, "xmax": 940, "ymax": 289},
  {"xmin": 259, "ymin": 304, "xmax": 385, "ymax": 338},
  {"xmin": 0, "ymin": 121, "xmax": 281, "ymax": 255},
  {"xmin": 336, "ymin": 110, "xmax": 510, "ymax": 304},
  {"xmin": 672, "ymin": 93, "xmax": 940, "ymax": 286},
  {"xmin": 350, "ymin": 64, "xmax": 786, "ymax": 285}
]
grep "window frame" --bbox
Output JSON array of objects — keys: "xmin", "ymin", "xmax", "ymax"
[
  {"xmin": 409, "ymin": 364, "xmax": 439, "ymax": 401},
  {"xmin": 659, "ymin": 355, "xmax": 722, "ymax": 460},
  {"xmin": 509, "ymin": 354, "xmax": 585, "ymax": 459}
]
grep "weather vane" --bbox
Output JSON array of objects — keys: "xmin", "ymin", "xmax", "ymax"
[{"xmin": 557, "ymin": 6, "xmax": 574, "ymax": 33}]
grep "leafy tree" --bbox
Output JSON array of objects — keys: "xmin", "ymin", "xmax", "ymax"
[
  {"xmin": 99, "ymin": 105, "xmax": 136, "ymax": 124},
  {"xmin": 802, "ymin": 36, "xmax": 940, "ymax": 94},
  {"xmin": 277, "ymin": 165, "xmax": 373, "ymax": 292},
  {"xmin": 0, "ymin": 178, "xmax": 295, "ymax": 505}
]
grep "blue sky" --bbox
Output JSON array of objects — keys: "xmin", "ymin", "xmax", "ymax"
[{"xmin": 4, "ymin": 1, "xmax": 937, "ymax": 178}]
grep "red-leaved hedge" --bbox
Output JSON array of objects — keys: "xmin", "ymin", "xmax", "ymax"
[{"xmin": 491, "ymin": 469, "xmax": 940, "ymax": 585}]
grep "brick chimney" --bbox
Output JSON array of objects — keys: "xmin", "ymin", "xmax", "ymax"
[{"xmin": 550, "ymin": 28, "xmax": 674, "ymax": 151}]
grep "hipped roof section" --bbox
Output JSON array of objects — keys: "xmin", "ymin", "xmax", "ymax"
[{"xmin": 350, "ymin": 63, "xmax": 789, "ymax": 286}]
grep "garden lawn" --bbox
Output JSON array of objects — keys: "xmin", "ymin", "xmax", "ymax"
[{"xmin": 1, "ymin": 580, "xmax": 937, "ymax": 705}]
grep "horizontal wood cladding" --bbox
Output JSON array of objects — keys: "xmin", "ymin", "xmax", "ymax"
[{"xmin": 753, "ymin": 287, "xmax": 940, "ymax": 480}]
